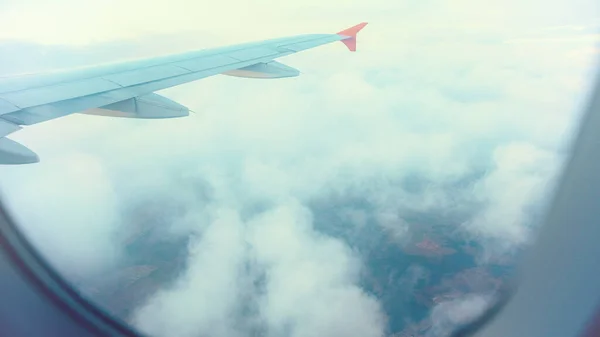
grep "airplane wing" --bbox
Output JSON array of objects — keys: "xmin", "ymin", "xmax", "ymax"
[{"xmin": 0, "ymin": 22, "xmax": 368, "ymax": 164}]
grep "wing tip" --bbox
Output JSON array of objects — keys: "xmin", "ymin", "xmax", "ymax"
[
  {"xmin": 336, "ymin": 22, "xmax": 368, "ymax": 52},
  {"xmin": 337, "ymin": 22, "xmax": 368, "ymax": 36}
]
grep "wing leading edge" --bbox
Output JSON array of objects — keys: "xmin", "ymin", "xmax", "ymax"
[{"xmin": 0, "ymin": 22, "xmax": 368, "ymax": 164}]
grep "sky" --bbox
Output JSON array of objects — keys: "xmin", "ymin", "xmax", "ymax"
[{"xmin": 0, "ymin": 0, "xmax": 599, "ymax": 336}]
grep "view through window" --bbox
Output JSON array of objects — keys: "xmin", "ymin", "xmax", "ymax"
[{"xmin": 0, "ymin": 1, "xmax": 599, "ymax": 336}]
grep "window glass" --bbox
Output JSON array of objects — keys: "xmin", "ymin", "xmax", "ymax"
[{"xmin": 0, "ymin": 1, "xmax": 598, "ymax": 336}]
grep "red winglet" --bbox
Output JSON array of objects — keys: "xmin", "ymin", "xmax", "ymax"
[{"xmin": 336, "ymin": 22, "xmax": 368, "ymax": 52}]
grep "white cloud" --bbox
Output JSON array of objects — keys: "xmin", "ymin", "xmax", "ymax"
[
  {"xmin": 464, "ymin": 142, "xmax": 563, "ymax": 257},
  {"xmin": 429, "ymin": 294, "xmax": 494, "ymax": 337},
  {"xmin": 132, "ymin": 209, "xmax": 248, "ymax": 337},
  {"xmin": 131, "ymin": 202, "xmax": 385, "ymax": 337},
  {"xmin": 248, "ymin": 203, "xmax": 385, "ymax": 337},
  {"xmin": 0, "ymin": 153, "xmax": 123, "ymax": 279}
]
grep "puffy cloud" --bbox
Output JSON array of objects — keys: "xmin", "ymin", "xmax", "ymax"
[
  {"xmin": 131, "ymin": 202, "xmax": 385, "ymax": 337},
  {"xmin": 248, "ymin": 203, "xmax": 385, "ymax": 337},
  {"xmin": 464, "ymin": 142, "xmax": 563, "ymax": 258},
  {"xmin": 429, "ymin": 294, "xmax": 494, "ymax": 337},
  {"xmin": 132, "ymin": 209, "xmax": 249, "ymax": 337}
]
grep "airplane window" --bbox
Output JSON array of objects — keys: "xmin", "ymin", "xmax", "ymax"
[{"xmin": 0, "ymin": 1, "xmax": 598, "ymax": 337}]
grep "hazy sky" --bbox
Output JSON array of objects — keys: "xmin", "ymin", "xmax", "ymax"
[{"xmin": 0, "ymin": 1, "xmax": 598, "ymax": 336}]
